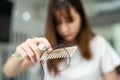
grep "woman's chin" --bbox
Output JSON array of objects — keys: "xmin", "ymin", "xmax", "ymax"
[{"xmin": 64, "ymin": 37, "xmax": 74, "ymax": 42}]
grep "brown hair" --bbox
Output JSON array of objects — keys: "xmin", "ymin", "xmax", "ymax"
[{"xmin": 45, "ymin": 0, "xmax": 95, "ymax": 76}]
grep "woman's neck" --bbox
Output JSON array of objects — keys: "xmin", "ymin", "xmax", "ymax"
[{"xmin": 64, "ymin": 41, "xmax": 76, "ymax": 47}]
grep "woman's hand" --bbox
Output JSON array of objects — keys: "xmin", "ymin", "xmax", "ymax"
[
  {"xmin": 16, "ymin": 37, "xmax": 53, "ymax": 63},
  {"xmin": 3, "ymin": 37, "xmax": 53, "ymax": 77}
]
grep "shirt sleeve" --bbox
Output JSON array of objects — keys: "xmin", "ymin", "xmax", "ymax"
[{"xmin": 100, "ymin": 37, "xmax": 120, "ymax": 74}]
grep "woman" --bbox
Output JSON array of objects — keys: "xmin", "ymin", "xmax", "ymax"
[{"xmin": 3, "ymin": 0, "xmax": 120, "ymax": 80}]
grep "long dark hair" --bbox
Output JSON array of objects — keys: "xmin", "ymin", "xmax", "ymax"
[{"xmin": 45, "ymin": 0, "xmax": 95, "ymax": 76}]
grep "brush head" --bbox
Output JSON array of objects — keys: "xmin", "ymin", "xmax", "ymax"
[{"xmin": 40, "ymin": 46, "xmax": 77, "ymax": 60}]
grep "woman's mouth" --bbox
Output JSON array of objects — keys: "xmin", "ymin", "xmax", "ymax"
[{"xmin": 64, "ymin": 34, "xmax": 72, "ymax": 37}]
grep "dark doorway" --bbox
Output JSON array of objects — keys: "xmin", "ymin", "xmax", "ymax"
[{"xmin": 0, "ymin": 0, "xmax": 13, "ymax": 42}]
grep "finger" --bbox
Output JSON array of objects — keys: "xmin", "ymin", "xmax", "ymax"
[
  {"xmin": 16, "ymin": 46, "xmax": 27, "ymax": 58},
  {"xmin": 21, "ymin": 42, "xmax": 37, "ymax": 63},
  {"xmin": 16, "ymin": 45, "xmax": 31, "ymax": 61},
  {"xmin": 25, "ymin": 55, "xmax": 31, "ymax": 61},
  {"xmin": 27, "ymin": 39, "xmax": 43, "ymax": 60},
  {"xmin": 20, "ymin": 47, "xmax": 32, "ymax": 61}
]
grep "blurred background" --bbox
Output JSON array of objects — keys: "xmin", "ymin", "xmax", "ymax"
[{"xmin": 0, "ymin": 0, "xmax": 120, "ymax": 80}]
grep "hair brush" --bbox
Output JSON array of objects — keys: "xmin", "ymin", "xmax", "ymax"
[{"xmin": 12, "ymin": 44, "xmax": 77, "ymax": 61}]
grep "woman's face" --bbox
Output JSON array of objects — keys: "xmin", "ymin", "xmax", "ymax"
[{"xmin": 56, "ymin": 6, "xmax": 81, "ymax": 42}]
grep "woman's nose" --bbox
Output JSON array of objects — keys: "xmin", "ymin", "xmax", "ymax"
[{"xmin": 60, "ymin": 23, "xmax": 69, "ymax": 33}]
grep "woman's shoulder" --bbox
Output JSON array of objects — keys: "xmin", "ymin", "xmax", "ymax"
[
  {"xmin": 90, "ymin": 35, "xmax": 111, "ymax": 53},
  {"xmin": 91, "ymin": 35, "xmax": 109, "ymax": 45}
]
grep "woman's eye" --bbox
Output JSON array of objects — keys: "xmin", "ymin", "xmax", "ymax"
[
  {"xmin": 67, "ymin": 17, "xmax": 74, "ymax": 23},
  {"xmin": 67, "ymin": 19, "xmax": 74, "ymax": 24}
]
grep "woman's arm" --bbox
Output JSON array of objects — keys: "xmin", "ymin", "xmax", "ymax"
[
  {"xmin": 103, "ymin": 70, "xmax": 119, "ymax": 80},
  {"xmin": 3, "ymin": 37, "xmax": 53, "ymax": 78},
  {"xmin": 3, "ymin": 56, "xmax": 34, "ymax": 78}
]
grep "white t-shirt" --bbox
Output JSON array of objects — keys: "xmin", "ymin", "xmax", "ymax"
[{"xmin": 34, "ymin": 35, "xmax": 120, "ymax": 80}]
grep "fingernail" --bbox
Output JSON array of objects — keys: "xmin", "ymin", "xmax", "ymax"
[{"xmin": 48, "ymin": 48, "xmax": 53, "ymax": 52}]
